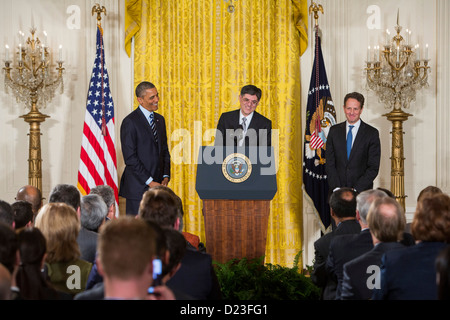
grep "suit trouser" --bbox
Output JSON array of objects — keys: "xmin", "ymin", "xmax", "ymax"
[{"xmin": 125, "ymin": 198, "xmax": 140, "ymax": 216}]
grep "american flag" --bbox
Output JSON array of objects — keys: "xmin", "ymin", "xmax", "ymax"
[{"xmin": 77, "ymin": 25, "xmax": 119, "ymax": 216}]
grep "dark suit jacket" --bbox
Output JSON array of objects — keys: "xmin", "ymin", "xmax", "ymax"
[
  {"xmin": 119, "ymin": 107, "xmax": 170, "ymax": 200},
  {"xmin": 341, "ymin": 241, "xmax": 405, "ymax": 300},
  {"xmin": 311, "ymin": 219, "xmax": 361, "ymax": 300},
  {"xmin": 77, "ymin": 227, "xmax": 98, "ymax": 264},
  {"xmin": 166, "ymin": 247, "xmax": 222, "ymax": 300},
  {"xmin": 372, "ymin": 241, "xmax": 449, "ymax": 300},
  {"xmin": 326, "ymin": 228, "xmax": 374, "ymax": 299},
  {"xmin": 326, "ymin": 120, "xmax": 381, "ymax": 192},
  {"xmin": 214, "ymin": 109, "xmax": 271, "ymax": 146}
]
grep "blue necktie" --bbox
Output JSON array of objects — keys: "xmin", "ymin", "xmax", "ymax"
[
  {"xmin": 149, "ymin": 113, "xmax": 158, "ymax": 143},
  {"xmin": 347, "ymin": 125, "xmax": 354, "ymax": 160}
]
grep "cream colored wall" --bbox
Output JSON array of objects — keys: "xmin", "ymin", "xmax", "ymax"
[
  {"xmin": 0, "ymin": 0, "xmax": 132, "ymax": 206},
  {"xmin": 302, "ymin": 0, "xmax": 450, "ymax": 267},
  {"xmin": 0, "ymin": 0, "xmax": 448, "ymax": 268}
]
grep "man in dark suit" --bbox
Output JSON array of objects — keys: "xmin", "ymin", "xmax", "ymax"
[
  {"xmin": 310, "ymin": 187, "xmax": 360, "ymax": 300},
  {"xmin": 326, "ymin": 92, "xmax": 381, "ymax": 193},
  {"xmin": 340, "ymin": 196, "xmax": 406, "ymax": 300},
  {"xmin": 119, "ymin": 81, "xmax": 171, "ymax": 215},
  {"xmin": 215, "ymin": 84, "xmax": 271, "ymax": 147}
]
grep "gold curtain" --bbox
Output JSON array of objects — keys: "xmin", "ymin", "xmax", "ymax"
[{"xmin": 124, "ymin": 0, "xmax": 308, "ymax": 267}]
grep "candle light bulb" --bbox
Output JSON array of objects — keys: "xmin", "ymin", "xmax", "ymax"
[
  {"xmin": 58, "ymin": 45, "xmax": 62, "ymax": 61},
  {"xmin": 5, "ymin": 44, "xmax": 9, "ymax": 61},
  {"xmin": 425, "ymin": 44, "xmax": 428, "ymax": 60}
]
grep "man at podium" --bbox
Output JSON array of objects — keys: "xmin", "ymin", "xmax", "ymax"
[{"xmin": 214, "ymin": 85, "xmax": 272, "ymax": 147}]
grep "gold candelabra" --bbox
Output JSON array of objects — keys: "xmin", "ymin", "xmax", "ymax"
[
  {"xmin": 365, "ymin": 12, "xmax": 430, "ymax": 209},
  {"xmin": 3, "ymin": 27, "xmax": 64, "ymax": 193}
]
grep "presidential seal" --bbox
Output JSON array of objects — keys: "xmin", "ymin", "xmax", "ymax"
[{"xmin": 222, "ymin": 153, "xmax": 252, "ymax": 183}]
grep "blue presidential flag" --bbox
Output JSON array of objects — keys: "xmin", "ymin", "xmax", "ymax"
[{"xmin": 303, "ymin": 28, "xmax": 336, "ymax": 233}]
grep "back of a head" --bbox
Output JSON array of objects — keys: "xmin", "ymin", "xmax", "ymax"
[
  {"xmin": 80, "ymin": 194, "xmax": 108, "ymax": 231},
  {"xmin": 34, "ymin": 203, "xmax": 80, "ymax": 263},
  {"xmin": 0, "ymin": 222, "xmax": 18, "ymax": 274},
  {"xmin": 411, "ymin": 193, "xmax": 450, "ymax": 242},
  {"xmin": 98, "ymin": 216, "xmax": 156, "ymax": 280},
  {"xmin": 417, "ymin": 185, "xmax": 443, "ymax": 203},
  {"xmin": 367, "ymin": 196, "xmax": 405, "ymax": 242},
  {"xmin": 162, "ymin": 228, "xmax": 187, "ymax": 277},
  {"xmin": 89, "ymin": 185, "xmax": 115, "ymax": 208},
  {"xmin": 139, "ymin": 189, "xmax": 179, "ymax": 228},
  {"xmin": 16, "ymin": 227, "xmax": 51, "ymax": 300},
  {"xmin": 356, "ymin": 189, "xmax": 388, "ymax": 224},
  {"xmin": 12, "ymin": 201, "xmax": 33, "ymax": 230},
  {"xmin": 48, "ymin": 184, "xmax": 81, "ymax": 211},
  {"xmin": 16, "ymin": 185, "xmax": 42, "ymax": 215},
  {"xmin": 329, "ymin": 188, "xmax": 357, "ymax": 218},
  {"xmin": 0, "ymin": 200, "xmax": 13, "ymax": 227}
]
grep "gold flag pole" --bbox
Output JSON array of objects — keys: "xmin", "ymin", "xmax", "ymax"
[{"xmin": 309, "ymin": 2, "xmax": 323, "ymax": 27}]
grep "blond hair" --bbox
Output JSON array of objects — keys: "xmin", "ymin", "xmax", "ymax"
[{"xmin": 34, "ymin": 202, "xmax": 80, "ymax": 263}]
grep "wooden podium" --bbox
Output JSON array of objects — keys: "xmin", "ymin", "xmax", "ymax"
[{"xmin": 196, "ymin": 146, "xmax": 277, "ymax": 264}]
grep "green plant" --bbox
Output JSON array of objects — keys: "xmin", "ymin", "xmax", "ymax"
[{"xmin": 213, "ymin": 251, "xmax": 321, "ymax": 300}]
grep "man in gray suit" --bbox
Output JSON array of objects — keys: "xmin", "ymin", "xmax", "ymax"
[{"xmin": 326, "ymin": 92, "xmax": 381, "ymax": 193}]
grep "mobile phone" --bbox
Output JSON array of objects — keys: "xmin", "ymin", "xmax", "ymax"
[{"xmin": 148, "ymin": 258, "xmax": 163, "ymax": 294}]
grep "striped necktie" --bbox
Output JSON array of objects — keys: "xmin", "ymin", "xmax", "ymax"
[{"xmin": 149, "ymin": 113, "xmax": 158, "ymax": 143}]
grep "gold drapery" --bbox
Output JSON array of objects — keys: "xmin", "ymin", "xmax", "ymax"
[{"xmin": 124, "ymin": 0, "xmax": 308, "ymax": 267}]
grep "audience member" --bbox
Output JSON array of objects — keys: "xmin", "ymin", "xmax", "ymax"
[
  {"xmin": 435, "ymin": 245, "xmax": 450, "ymax": 300},
  {"xmin": 341, "ymin": 196, "xmax": 406, "ymax": 299},
  {"xmin": 15, "ymin": 185, "xmax": 43, "ymax": 222},
  {"xmin": 77, "ymin": 194, "xmax": 107, "ymax": 263},
  {"xmin": 34, "ymin": 203, "xmax": 92, "ymax": 296},
  {"xmin": 0, "ymin": 263, "xmax": 11, "ymax": 300},
  {"xmin": 12, "ymin": 200, "xmax": 33, "ymax": 233},
  {"xmin": 311, "ymin": 187, "xmax": 360, "ymax": 300},
  {"xmin": 0, "ymin": 200, "xmax": 14, "ymax": 228},
  {"xmin": 327, "ymin": 189, "xmax": 388, "ymax": 299},
  {"xmin": 151, "ymin": 185, "xmax": 203, "ymax": 250},
  {"xmin": 0, "ymin": 222, "xmax": 20, "ymax": 299},
  {"xmin": 89, "ymin": 184, "xmax": 117, "ymax": 220},
  {"xmin": 373, "ymin": 193, "xmax": 450, "ymax": 300},
  {"xmin": 97, "ymin": 216, "xmax": 174, "ymax": 300},
  {"xmin": 48, "ymin": 184, "xmax": 81, "ymax": 212},
  {"xmin": 15, "ymin": 227, "xmax": 71, "ymax": 300},
  {"xmin": 139, "ymin": 188, "xmax": 222, "ymax": 299}
]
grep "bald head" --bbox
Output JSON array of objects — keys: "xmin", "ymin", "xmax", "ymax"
[{"xmin": 16, "ymin": 185, "xmax": 43, "ymax": 216}]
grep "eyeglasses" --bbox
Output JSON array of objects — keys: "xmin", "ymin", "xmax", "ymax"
[{"xmin": 242, "ymin": 98, "xmax": 259, "ymax": 106}]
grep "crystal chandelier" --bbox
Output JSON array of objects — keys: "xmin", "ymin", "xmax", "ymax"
[
  {"xmin": 3, "ymin": 27, "xmax": 64, "ymax": 193},
  {"xmin": 365, "ymin": 16, "xmax": 430, "ymax": 111},
  {"xmin": 364, "ymin": 12, "xmax": 430, "ymax": 209},
  {"xmin": 4, "ymin": 27, "xmax": 64, "ymax": 109}
]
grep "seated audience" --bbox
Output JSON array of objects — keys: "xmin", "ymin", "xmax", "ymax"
[
  {"xmin": 15, "ymin": 185, "xmax": 43, "ymax": 223},
  {"xmin": 34, "ymin": 203, "xmax": 92, "ymax": 296},
  {"xmin": 326, "ymin": 189, "xmax": 387, "ymax": 299},
  {"xmin": 373, "ymin": 193, "xmax": 450, "ymax": 300},
  {"xmin": 341, "ymin": 196, "xmax": 406, "ymax": 299},
  {"xmin": 48, "ymin": 184, "xmax": 81, "ymax": 212},
  {"xmin": 311, "ymin": 187, "xmax": 360, "ymax": 300},
  {"xmin": 12, "ymin": 200, "xmax": 34, "ymax": 233},
  {"xmin": 96, "ymin": 216, "xmax": 174, "ymax": 300},
  {"xmin": 15, "ymin": 228, "xmax": 71, "ymax": 300}
]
